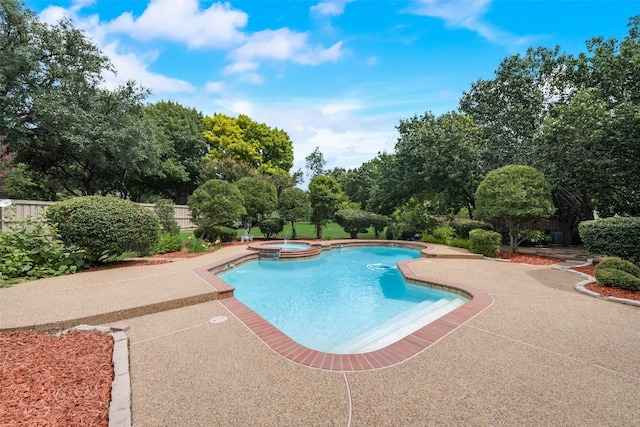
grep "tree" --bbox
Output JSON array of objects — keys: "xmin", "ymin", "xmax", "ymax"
[
  {"xmin": 1, "ymin": 1, "xmax": 163, "ymax": 200},
  {"xmin": 202, "ymin": 113, "xmax": 294, "ymax": 176},
  {"xmin": 334, "ymin": 209, "xmax": 372, "ymax": 239},
  {"xmin": 475, "ymin": 165, "xmax": 555, "ymax": 251},
  {"xmin": 278, "ymin": 187, "xmax": 310, "ymax": 239},
  {"xmin": 235, "ymin": 176, "xmax": 277, "ymax": 231},
  {"xmin": 187, "ymin": 179, "xmax": 246, "ymax": 229},
  {"xmin": 141, "ymin": 101, "xmax": 208, "ymax": 204},
  {"xmin": 304, "ymin": 147, "xmax": 326, "ymax": 178},
  {"xmin": 308, "ymin": 175, "xmax": 341, "ymax": 239},
  {"xmin": 198, "ymin": 158, "xmax": 257, "ymax": 184},
  {"xmin": 459, "ymin": 46, "xmax": 568, "ymax": 170},
  {"xmin": 395, "ymin": 111, "xmax": 485, "ymax": 217}
]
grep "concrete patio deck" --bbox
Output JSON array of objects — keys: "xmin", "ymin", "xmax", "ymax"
[{"xmin": 1, "ymin": 243, "xmax": 638, "ymax": 426}]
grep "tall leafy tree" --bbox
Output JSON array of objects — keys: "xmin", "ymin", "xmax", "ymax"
[
  {"xmin": 1, "ymin": 0, "xmax": 160, "ymax": 200},
  {"xmin": 395, "ymin": 111, "xmax": 485, "ymax": 217},
  {"xmin": 459, "ymin": 46, "xmax": 568, "ymax": 170},
  {"xmin": 304, "ymin": 146, "xmax": 326, "ymax": 178},
  {"xmin": 202, "ymin": 113, "xmax": 294, "ymax": 176},
  {"xmin": 142, "ymin": 101, "xmax": 208, "ymax": 204}
]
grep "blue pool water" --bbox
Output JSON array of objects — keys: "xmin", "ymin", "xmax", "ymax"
[{"xmin": 220, "ymin": 246, "xmax": 467, "ymax": 353}]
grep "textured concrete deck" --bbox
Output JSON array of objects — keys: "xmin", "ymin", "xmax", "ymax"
[{"xmin": 1, "ymin": 243, "xmax": 639, "ymax": 426}]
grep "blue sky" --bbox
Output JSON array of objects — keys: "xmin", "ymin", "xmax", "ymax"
[{"xmin": 25, "ymin": 0, "xmax": 639, "ymax": 173}]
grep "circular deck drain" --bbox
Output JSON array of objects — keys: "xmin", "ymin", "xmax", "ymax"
[{"xmin": 209, "ymin": 316, "xmax": 228, "ymax": 324}]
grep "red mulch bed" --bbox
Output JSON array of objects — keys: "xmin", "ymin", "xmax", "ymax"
[
  {"xmin": 0, "ymin": 330, "xmax": 113, "ymax": 427},
  {"xmin": 498, "ymin": 251, "xmax": 559, "ymax": 265}
]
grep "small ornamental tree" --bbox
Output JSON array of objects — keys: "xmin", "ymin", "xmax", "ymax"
[
  {"xmin": 370, "ymin": 213, "xmax": 389, "ymax": 239},
  {"xmin": 334, "ymin": 209, "xmax": 371, "ymax": 238},
  {"xmin": 308, "ymin": 175, "xmax": 341, "ymax": 239},
  {"xmin": 278, "ymin": 187, "xmax": 310, "ymax": 239},
  {"xmin": 236, "ymin": 176, "xmax": 277, "ymax": 231},
  {"xmin": 475, "ymin": 165, "xmax": 555, "ymax": 251},
  {"xmin": 187, "ymin": 179, "xmax": 246, "ymax": 229}
]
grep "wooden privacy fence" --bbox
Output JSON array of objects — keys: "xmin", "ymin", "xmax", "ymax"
[{"xmin": 0, "ymin": 200, "xmax": 195, "ymax": 232}]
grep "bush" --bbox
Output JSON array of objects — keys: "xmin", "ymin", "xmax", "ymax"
[
  {"xmin": 579, "ymin": 217, "xmax": 640, "ymax": 264},
  {"xmin": 469, "ymin": 229, "xmax": 501, "ymax": 258},
  {"xmin": 194, "ymin": 225, "xmax": 237, "ymax": 243},
  {"xmin": 46, "ymin": 196, "xmax": 160, "ymax": 262},
  {"xmin": 449, "ymin": 219, "xmax": 493, "ymax": 239},
  {"xmin": 155, "ymin": 232, "xmax": 183, "ymax": 254},
  {"xmin": 258, "ymin": 218, "xmax": 285, "ymax": 239},
  {"xmin": 432, "ymin": 226, "xmax": 455, "ymax": 241},
  {"xmin": 0, "ymin": 216, "xmax": 89, "ymax": 286},
  {"xmin": 154, "ymin": 199, "xmax": 180, "ymax": 235},
  {"xmin": 186, "ymin": 236, "xmax": 211, "ymax": 253},
  {"xmin": 595, "ymin": 257, "xmax": 640, "ymax": 277},
  {"xmin": 594, "ymin": 258, "xmax": 640, "ymax": 291}
]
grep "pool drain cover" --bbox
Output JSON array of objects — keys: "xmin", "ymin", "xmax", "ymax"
[{"xmin": 209, "ymin": 316, "xmax": 228, "ymax": 324}]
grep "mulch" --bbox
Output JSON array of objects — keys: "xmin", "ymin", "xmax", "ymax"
[
  {"xmin": 498, "ymin": 251, "xmax": 559, "ymax": 265},
  {"xmin": 0, "ymin": 330, "xmax": 113, "ymax": 427}
]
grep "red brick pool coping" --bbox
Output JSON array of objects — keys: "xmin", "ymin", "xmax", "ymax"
[{"xmin": 193, "ymin": 241, "xmax": 493, "ymax": 371}]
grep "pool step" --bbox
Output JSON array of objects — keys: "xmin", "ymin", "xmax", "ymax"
[{"xmin": 329, "ymin": 298, "xmax": 467, "ymax": 354}]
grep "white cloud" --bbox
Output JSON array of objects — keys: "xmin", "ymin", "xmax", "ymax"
[
  {"xmin": 310, "ymin": 0, "xmax": 354, "ymax": 17},
  {"xmin": 227, "ymin": 28, "xmax": 344, "ymax": 75},
  {"xmin": 409, "ymin": 0, "xmax": 531, "ymax": 48},
  {"xmin": 205, "ymin": 81, "xmax": 225, "ymax": 93},
  {"xmin": 106, "ymin": 0, "xmax": 248, "ymax": 49}
]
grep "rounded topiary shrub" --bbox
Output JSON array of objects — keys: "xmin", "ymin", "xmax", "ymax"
[
  {"xmin": 579, "ymin": 217, "xmax": 640, "ymax": 263},
  {"xmin": 594, "ymin": 257, "xmax": 640, "ymax": 291},
  {"xmin": 469, "ymin": 229, "xmax": 501, "ymax": 258},
  {"xmin": 46, "ymin": 196, "xmax": 160, "ymax": 262},
  {"xmin": 258, "ymin": 218, "xmax": 285, "ymax": 239}
]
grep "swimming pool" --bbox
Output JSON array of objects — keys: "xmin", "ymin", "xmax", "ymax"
[{"xmin": 220, "ymin": 246, "xmax": 468, "ymax": 354}]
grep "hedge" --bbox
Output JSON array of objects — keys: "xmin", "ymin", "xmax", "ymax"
[
  {"xmin": 594, "ymin": 257, "xmax": 640, "ymax": 291},
  {"xmin": 579, "ymin": 217, "xmax": 640, "ymax": 263}
]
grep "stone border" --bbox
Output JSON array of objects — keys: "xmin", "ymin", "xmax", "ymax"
[
  {"xmin": 64, "ymin": 324, "xmax": 132, "ymax": 427},
  {"xmin": 553, "ymin": 262, "xmax": 640, "ymax": 308}
]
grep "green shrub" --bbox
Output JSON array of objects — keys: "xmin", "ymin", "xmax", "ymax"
[
  {"xmin": 258, "ymin": 218, "xmax": 285, "ymax": 239},
  {"xmin": 186, "ymin": 236, "xmax": 211, "ymax": 253},
  {"xmin": 448, "ymin": 237, "xmax": 471, "ymax": 249},
  {"xmin": 469, "ymin": 229, "xmax": 502, "ymax": 258},
  {"xmin": 595, "ymin": 258, "xmax": 640, "ymax": 277},
  {"xmin": 46, "ymin": 196, "xmax": 160, "ymax": 262},
  {"xmin": 194, "ymin": 225, "xmax": 237, "ymax": 243},
  {"xmin": 594, "ymin": 267, "xmax": 640, "ymax": 291},
  {"xmin": 449, "ymin": 219, "xmax": 493, "ymax": 239},
  {"xmin": 579, "ymin": 217, "xmax": 640, "ymax": 263},
  {"xmin": 155, "ymin": 232, "xmax": 183, "ymax": 254},
  {"xmin": 385, "ymin": 223, "xmax": 417, "ymax": 240},
  {"xmin": 432, "ymin": 226, "xmax": 455, "ymax": 241},
  {"xmin": 154, "ymin": 199, "xmax": 180, "ymax": 235},
  {"xmin": 0, "ymin": 216, "xmax": 89, "ymax": 286}
]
